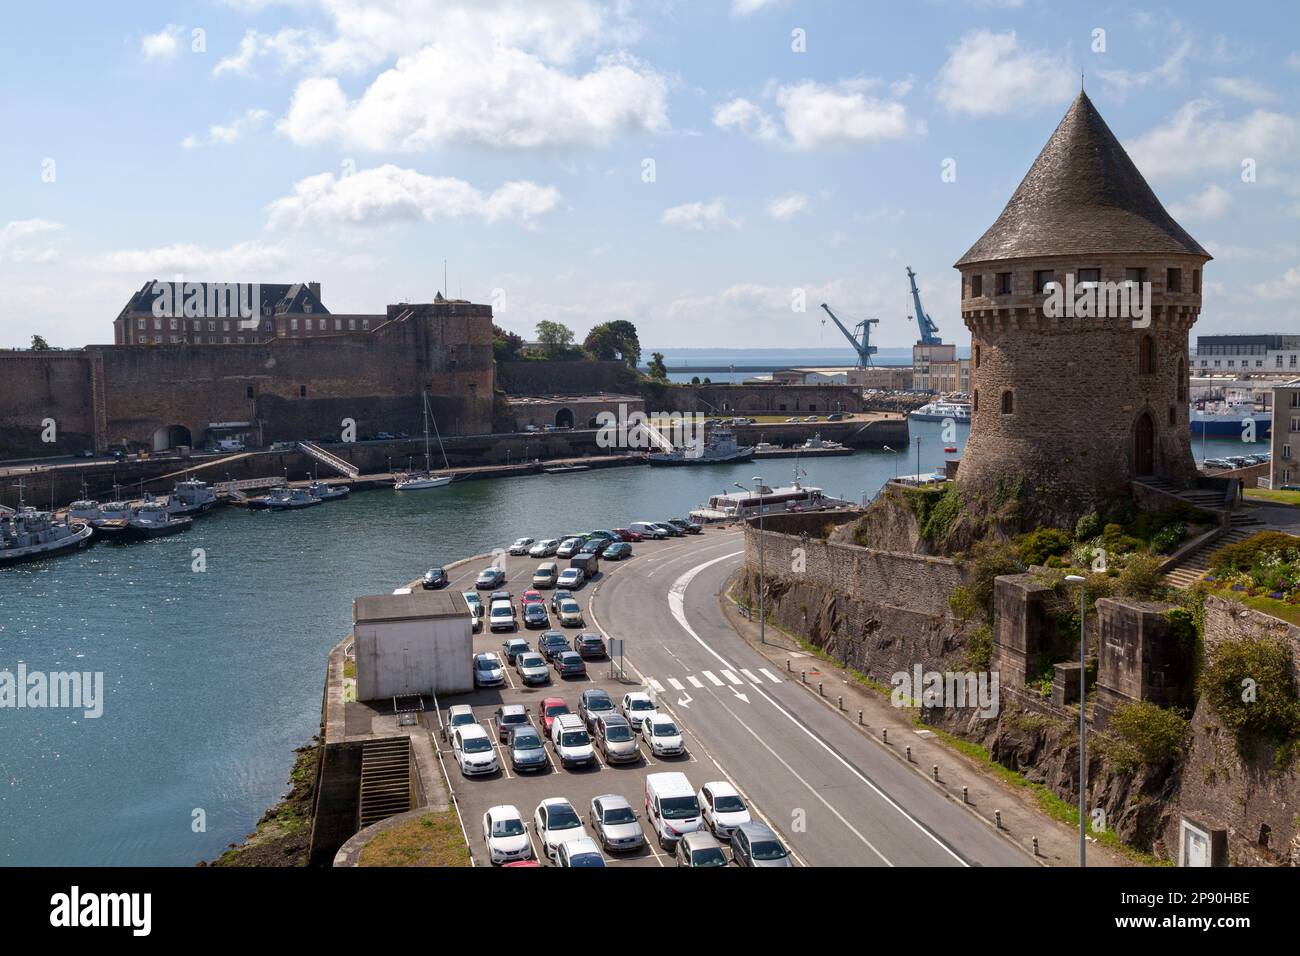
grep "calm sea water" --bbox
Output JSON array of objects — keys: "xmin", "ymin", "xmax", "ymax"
[{"xmin": 0, "ymin": 419, "xmax": 1245, "ymax": 864}]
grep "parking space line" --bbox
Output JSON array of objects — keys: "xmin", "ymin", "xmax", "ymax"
[
  {"xmin": 483, "ymin": 718, "xmax": 513, "ymax": 779},
  {"xmin": 701, "ymin": 670, "xmax": 724, "ymax": 686}
]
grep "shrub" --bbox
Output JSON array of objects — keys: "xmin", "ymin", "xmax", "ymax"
[
  {"xmin": 1117, "ymin": 552, "xmax": 1167, "ymax": 600},
  {"xmin": 1150, "ymin": 521, "xmax": 1187, "ymax": 555},
  {"xmin": 1105, "ymin": 701, "xmax": 1189, "ymax": 774},
  {"xmin": 1075, "ymin": 510, "xmax": 1101, "ymax": 541},
  {"xmin": 963, "ymin": 623, "xmax": 993, "ymax": 671},
  {"xmin": 950, "ymin": 538, "xmax": 1025, "ymax": 624},
  {"xmin": 906, "ymin": 483, "xmax": 963, "ymax": 542},
  {"xmin": 1102, "ymin": 523, "xmax": 1142, "ymax": 555},
  {"xmin": 1209, "ymin": 531, "xmax": 1300, "ymax": 577},
  {"xmin": 1200, "ymin": 637, "xmax": 1300, "ymax": 741},
  {"xmin": 1018, "ymin": 527, "xmax": 1073, "ymax": 566}
]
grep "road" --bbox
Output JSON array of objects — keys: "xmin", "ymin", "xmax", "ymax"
[{"xmin": 587, "ymin": 529, "xmax": 1031, "ymax": 867}]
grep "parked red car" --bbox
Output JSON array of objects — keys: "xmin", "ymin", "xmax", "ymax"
[
  {"xmin": 519, "ymin": 589, "xmax": 545, "ymax": 609},
  {"xmin": 613, "ymin": 528, "xmax": 643, "ymax": 542},
  {"xmin": 540, "ymin": 697, "xmax": 570, "ymax": 736}
]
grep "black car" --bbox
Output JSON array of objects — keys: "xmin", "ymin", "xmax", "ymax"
[
  {"xmin": 602, "ymin": 542, "xmax": 632, "ymax": 560},
  {"xmin": 657, "ymin": 522, "xmax": 685, "ymax": 537},
  {"xmin": 522, "ymin": 603, "xmax": 550, "ymax": 629},
  {"xmin": 537, "ymin": 631, "xmax": 570, "ymax": 661},
  {"xmin": 574, "ymin": 632, "xmax": 607, "ymax": 660},
  {"xmin": 421, "ymin": 567, "xmax": 448, "ymax": 589},
  {"xmin": 578, "ymin": 688, "xmax": 615, "ymax": 732},
  {"xmin": 554, "ymin": 650, "xmax": 586, "ymax": 678},
  {"xmin": 667, "ymin": 519, "xmax": 701, "ymax": 535},
  {"xmin": 578, "ymin": 538, "xmax": 605, "ymax": 555},
  {"xmin": 490, "ymin": 589, "xmax": 512, "ymax": 604},
  {"xmin": 826, "ymin": 413, "xmax": 845, "ymax": 422}
]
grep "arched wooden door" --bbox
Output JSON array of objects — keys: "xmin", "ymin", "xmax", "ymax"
[{"xmin": 1134, "ymin": 413, "xmax": 1155, "ymax": 476}]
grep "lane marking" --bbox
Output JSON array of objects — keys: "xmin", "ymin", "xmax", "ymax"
[
  {"xmin": 647, "ymin": 678, "xmax": 665, "ymax": 693},
  {"xmin": 740, "ymin": 667, "xmax": 760, "ymax": 682},
  {"xmin": 759, "ymin": 667, "xmax": 783, "ymax": 683},
  {"xmin": 687, "ymin": 675, "xmax": 704, "ymax": 689},
  {"xmin": 701, "ymin": 670, "xmax": 724, "ymax": 686},
  {"xmin": 721, "ymin": 669, "xmax": 743, "ymax": 685},
  {"xmin": 666, "ymin": 551, "xmax": 971, "ymax": 868},
  {"xmin": 667, "ymin": 677, "xmax": 685, "ymax": 691}
]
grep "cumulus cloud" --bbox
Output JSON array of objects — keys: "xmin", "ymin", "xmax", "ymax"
[
  {"xmin": 266, "ymin": 164, "xmax": 562, "ymax": 229},
  {"xmin": 0, "ymin": 219, "xmax": 63, "ymax": 242},
  {"xmin": 141, "ymin": 25, "xmax": 183, "ymax": 60},
  {"xmin": 765, "ymin": 194, "xmax": 809, "ymax": 221},
  {"xmin": 1096, "ymin": 36, "xmax": 1192, "ymax": 101},
  {"xmin": 278, "ymin": 46, "xmax": 668, "ymax": 151},
  {"xmin": 92, "ymin": 240, "xmax": 290, "ymax": 275},
  {"xmin": 180, "ymin": 108, "xmax": 270, "ymax": 148},
  {"xmin": 1127, "ymin": 100, "xmax": 1297, "ymax": 180},
  {"xmin": 1170, "ymin": 183, "xmax": 1232, "ymax": 220},
  {"xmin": 660, "ymin": 200, "xmax": 741, "ymax": 232},
  {"xmin": 731, "ymin": 0, "xmax": 785, "ymax": 15},
  {"xmin": 715, "ymin": 79, "xmax": 923, "ymax": 149},
  {"xmin": 1252, "ymin": 264, "xmax": 1300, "ymax": 300},
  {"xmin": 934, "ymin": 29, "xmax": 1074, "ymax": 116},
  {"xmin": 214, "ymin": 28, "xmax": 314, "ymax": 76},
  {"xmin": 0, "ymin": 219, "xmax": 63, "ymax": 263}
]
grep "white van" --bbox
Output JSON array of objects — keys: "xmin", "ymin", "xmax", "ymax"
[
  {"xmin": 628, "ymin": 521, "xmax": 668, "ymax": 540},
  {"xmin": 643, "ymin": 771, "xmax": 703, "ymax": 848},
  {"xmin": 550, "ymin": 713, "xmax": 595, "ymax": 768},
  {"xmin": 489, "ymin": 598, "xmax": 516, "ymax": 633}
]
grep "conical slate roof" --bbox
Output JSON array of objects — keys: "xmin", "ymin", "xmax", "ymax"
[{"xmin": 955, "ymin": 92, "xmax": 1209, "ymax": 266}]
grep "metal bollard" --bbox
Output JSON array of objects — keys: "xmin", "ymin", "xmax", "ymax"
[
  {"xmin": 905, "ymin": 745, "xmax": 912, "ymax": 762},
  {"xmin": 857, "ymin": 709, "xmax": 863, "ymax": 725},
  {"xmin": 1032, "ymin": 836, "xmax": 1039, "ymax": 857},
  {"xmin": 932, "ymin": 764, "xmax": 939, "ymax": 782},
  {"xmin": 838, "ymin": 695, "xmax": 843, "ymax": 710},
  {"xmin": 801, "ymin": 670, "xmax": 807, "ymax": 684},
  {"xmin": 786, "ymin": 659, "xmax": 792, "ymax": 672},
  {"xmin": 818, "ymin": 682, "xmax": 824, "ymax": 697},
  {"xmin": 962, "ymin": 785, "xmax": 968, "ymax": 804},
  {"xmin": 994, "ymin": 810, "xmax": 1002, "ymax": 829},
  {"xmin": 882, "ymin": 728, "xmax": 888, "ymax": 744}
]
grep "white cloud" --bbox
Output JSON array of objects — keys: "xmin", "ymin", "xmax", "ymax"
[
  {"xmin": 765, "ymin": 194, "xmax": 810, "ymax": 221},
  {"xmin": 1096, "ymin": 37, "xmax": 1192, "ymax": 101},
  {"xmin": 1127, "ymin": 100, "xmax": 1297, "ymax": 180},
  {"xmin": 180, "ymin": 108, "xmax": 270, "ymax": 148},
  {"xmin": 1209, "ymin": 76, "xmax": 1278, "ymax": 104},
  {"xmin": 934, "ymin": 30, "xmax": 1074, "ymax": 116},
  {"xmin": 1170, "ymin": 183, "xmax": 1233, "ymax": 220},
  {"xmin": 141, "ymin": 25, "xmax": 183, "ymax": 61},
  {"xmin": 266, "ymin": 164, "xmax": 562, "ymax": 229},
  {"xmin": 1202, "ymin": 240, "xmax": 1254, "ymax": 261},
  {"xmin": 214, "ymin": 28, "xmax": 314, "ymax": 77},
  {"xmin": 660, "ymin": 201, "xmax": 741, "ymax": 232},
  {"xmin": 92, "ymin": 241, "xmax": 290, "ymax": 275},
  {"xmin": 0, "ymin": 219, "xmax": 63, "ymax": 242},
  {"xmin": 279, "ymin": 46, "xmax": 668, "ymax": 151},
  {"xmin": 731, "ymin": 0, "xmax": 785, "ymax": 15},
  {"xmin": 1251, "ymin": 264, "xmax": 1300, "ymax": 300},
  {"xmin": 715, "ymin": 79, "xmax": 923, "ymax": 150}
]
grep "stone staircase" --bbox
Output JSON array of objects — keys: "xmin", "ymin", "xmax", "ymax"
[
  {"xmin": 357, "ymin": 737, "xmax": 411, "ymax": 829},
  {"xmin": 1164, "ymin": 527, "xmax": 1256, "ymax": 590}
]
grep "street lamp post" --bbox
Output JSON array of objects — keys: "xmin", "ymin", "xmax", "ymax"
[
  {"xmin": 883, "ymin": 444, "xmax": 898, "ymax": 480},
  {"xmin": 1065, "ymin": 573, "xmax": 1087, "ymax": 867},
  {"xmin": 916, "ymin": 437, "xmax": 922, "ymax": 483},
  {"xmin": 736, "ymin": 476, "xmax": 766, "ymax": 645}
]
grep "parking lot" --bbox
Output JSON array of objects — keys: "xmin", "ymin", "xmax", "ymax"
[{"xmin": 431, "ymin": 538, "xmax": 778, "ymax": 867}]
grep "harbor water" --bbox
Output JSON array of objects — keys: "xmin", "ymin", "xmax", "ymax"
[{"xmin": 0, "ymin": 420, "xmax": 1256, "ymax": 863}]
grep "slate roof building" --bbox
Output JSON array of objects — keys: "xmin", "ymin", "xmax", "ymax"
[{"xmin": 953, "ymin": 91, "xmax": 1211, "ymax": 525}]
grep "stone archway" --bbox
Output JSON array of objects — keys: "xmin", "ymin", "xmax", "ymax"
[
  {"xmin": 153, "ymin": 424, "xmax": 193, "ymax": 452},
  {"xmin": 1134, "ymin": 412, "xmax": 1155, "ymax": 476},
  {"xmin": 554, "ymin": 407, "xmax": 574, "ymax": 429}
]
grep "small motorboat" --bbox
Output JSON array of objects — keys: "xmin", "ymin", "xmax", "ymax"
[
  {"xmin": 265, "ymin": 487, "xmax": 323, "ymax": 510},
  {"xmin": 307, "ymin": 480, "xmax": 350, "ymax": 501}
]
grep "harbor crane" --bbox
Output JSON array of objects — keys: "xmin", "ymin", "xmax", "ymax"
[
  {"xmin": 906, "ymin": 266, "xmax": 942, "ymax": 345},
  {"xmin": 819, "ymin": 303, "xmax": 878, "ymax": 367}
]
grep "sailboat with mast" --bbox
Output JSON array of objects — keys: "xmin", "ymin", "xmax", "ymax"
[{"xmin": 394, "ymin": 391, "xmax": 454, "ymax": 490}]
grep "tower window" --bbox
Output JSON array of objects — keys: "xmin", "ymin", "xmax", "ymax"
[
  {"xmin": 246, "ymin": 386, "xmax": 255, "ymax": 399},
  {"xmin": 1077, "ymin": 268, "xmax": 1100, "ymax": 286},
  {"xmin": 299, "ymin": 385, "xmax": 307, "ymax": 398},
  {"xmin": 970, "ymin": 274, "xmax": 983, "ymax": 297},
  {"xmin": 1139, "ymin": 335, "xmax": 1157, "ymax": 374},
  {"xmin": 974, "ymin": 345, "xmax": 981, "ymax": 369},
  {"xmin": 1125, "ymin": 267, "xmax": 1147, "ymax": 285},
  {"xmin": 1177, "ymin": 357, "xmax": 1187, "ymax": 401},
  {"xmin": 1033, "ymin": 270, "xmax": 1054, "ymax": 293},
  {"xmin": 1168, "ymin": 406, "xmax": 1176, "ymax": 426},
  {"xmin": 1000, "ymin": 390, "xmax": 1014, "ymax": 415},
  {"xmin": 973, "ymin": 390, "xmax": 979, "ymax": 413},
  {"xmin": 1167, "ymin": 268, "xmax": 1182, "ymax": 292},
  {"xmin": 1192, "ymin": 269, "xmax": 1201, "ymax": 293},
  {"xmin": 996, "ymin": 272, "xmax": 1013, "ymax": 295}
]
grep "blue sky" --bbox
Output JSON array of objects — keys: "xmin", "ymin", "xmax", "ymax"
[{"xmin": 1, "ymin": 0, "xmax": 1298, "ymax": 352}]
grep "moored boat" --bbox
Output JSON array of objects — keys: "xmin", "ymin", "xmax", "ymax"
[
  {"xmin": 265, "ymin": 487, "xmax": 323, "ymax": 510},
  {"xmin": 909, "ymin": 400, "xmax": 971, "ymax": 423},
  {"xmin": 0, "ymin": 505, "xmax": 94, "ymax": 566},
  {"xmin": 122, "ymin": 501, "xmax": 192, "ymax": 540},
  {"xmin": 169, "ymin": 479, "xmax": 218, "ymax": 516},
  {"xmin": 307, "ymin": 480, "xmax": 350, "ymax": 501},
  {"xmin": 649, "ymin": 425, "xmax": 755, "ymax": 466}
]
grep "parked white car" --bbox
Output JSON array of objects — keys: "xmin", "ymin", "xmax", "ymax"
[
  {"xmin": 529, "ymin": 539, "xmax": 560, "ymax": 558},
  {"xmin": 619, "ymin": 691, "xmax": 656, "ymax": 730},
  {"xmin": 698, "ymin": 781, "xmax": 751, "ymax": 840},
  {"xmin": 482, "ymin": 805, "xmax": 532, "ymax": 864},
  {"xmin": 508, "ymin": 537, "xmax": 535, "ymax": 555},
  {"xmin": 557, "ymin": 836, "xmax": 606, "ymax": 867},
  {"xmin": 452, "ymin": 725, "xmax": 499, "ymax": 777},
  {"xmin": 533, "ymin": 797, "xmax": 590, "ymax": 864},
  {"xmin": 641, "ymin": 712, "xmax": 685, "ymax": 757}
]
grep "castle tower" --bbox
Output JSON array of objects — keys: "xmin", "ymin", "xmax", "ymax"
[{"xmin": 954, "ymin": 91, "xmax": 1210, "ymax": 526}]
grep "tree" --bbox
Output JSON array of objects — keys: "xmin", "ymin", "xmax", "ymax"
[
  {"xmin": 492, "ymin": 324, "xmax": 525, "ymax": 361},
  {"xmin": 535, "ymin": 320, "xmax": 576, "ymax": 358},
  {"xmin": 30, "ymin": 334, "xmax": 51, "ymax": 351},
  {"xmin": 647, "ymin": 351, "xmax": 668, "ymax": 381},
  {"xmin": 582, "ymin": 320, "xmax": 641, "ymax": 368}
]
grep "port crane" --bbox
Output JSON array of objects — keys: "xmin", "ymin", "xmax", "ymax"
[
  {"xmin": 819, "ymin": 303, "xmax": 878, "ymax": 367},
  {"xmin": 906, "ymin": 266, "xmax": 942, "ymax": 345}
]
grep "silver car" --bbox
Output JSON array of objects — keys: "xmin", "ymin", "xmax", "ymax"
[
  {"xmin": 494, "ymin": 703, "xmax": 530, "ymax": 742},
  {"xmin": 594, "ymin": 713, "xmax": 640, "ymax": 764},
  {"xmin": 515, "ymin": 651, "xmax": 550, "ymax": 686},
  {"xmin": 508, "ymin": 725, "xmax": 549, "ymax": 773},
  {"xmin": 731, "ymin": 821, "xmax": 793, "ymax": 867},
  {"xmin": 589, "ymin": 794, "xmax": 646, "ymax": 853}
]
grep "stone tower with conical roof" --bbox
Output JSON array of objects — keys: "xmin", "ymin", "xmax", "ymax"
[{"xmin": 954, "ymin": 92, "xmax": 1210, "ymax": 527}]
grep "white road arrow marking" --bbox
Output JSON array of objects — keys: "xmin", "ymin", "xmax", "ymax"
[
  {"xmin": 677, "ymin": 693, "xmax": 693, "ymax": 708},
  {"xmin": 731, "ymin": 688, "xmax": 749, "ymax": 704}
]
